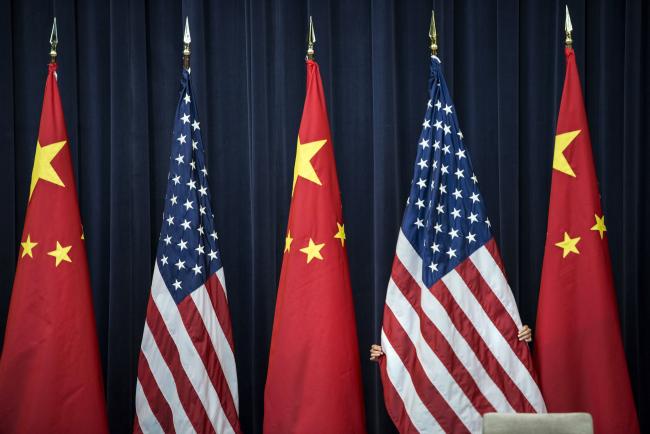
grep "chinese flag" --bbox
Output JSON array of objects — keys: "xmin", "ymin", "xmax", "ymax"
[
  {"xmin": 534, "ymin": 47, "xmax": 639, "ymax": 433},
  {"xmin": 263, "ymin": 60, "xmax": 366, "ymax": 434},
  {"xmin": 0, "ymin": 63, "xmax": 109, "ymax": 433}
]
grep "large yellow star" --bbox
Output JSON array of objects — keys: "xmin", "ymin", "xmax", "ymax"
[
  {"xmin": 20, "ymin": 234, "xmax": 38, "ymax": 258},
  {"xmin": 299, "ymin": 238, "xmax": 325, "ymax": 263},
  {"xmin": 591, "ymin": 214, "xmax": 607, "ymax": 239},
  {"xmin": 334, "ymin": 222, "xmax": 346, "ymax": 246},
  {"xmin": 30, "ymin": 139, "xmax": 67, "ymax": 199},
  {"xmin": 47, "ymin": 241, "xmax": 72, "ymax": 267},
  {"xmin": 284, "ymin": 230, "xmax": 293, "ymax": 252},
  {"xmin": 292, "ymin": 137, "xmax": 327, "ymax": 195},
  {"xmin": 553, "ymin": 130, "xmax": 580, "ymax": 177},
  {"xmin": 555, "ymin": 232, "xmax": 581, "ymax": 258}
]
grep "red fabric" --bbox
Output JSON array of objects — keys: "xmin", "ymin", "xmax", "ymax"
[
  {"xmin": 0, "ymin": 63, "xmax": 108, "ymax": 433},
  {"xmin": 263, "ymin": 60, "xmax": 366, "ymax": 434},
  {"xmin": 534, "ymin": 48, "xmax": 639, "ymax": 433},
  {"xmin": 389, "ymin": 258, "xmax": 496, "ymax": 416},
  {"xmin": 382, "ymin": 307, "xmax": 468, "ymax": 434}
]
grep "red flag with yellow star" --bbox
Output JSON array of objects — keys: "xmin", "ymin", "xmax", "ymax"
[
  {"xmin": 534, "ymin": 47, "xmax": 639, "ymax": 433},
  {"xmin": 263, "ymin": 59, "xmax": 366, "ymax": 433},
  {"xmin": 0, "ymin": 63, "xmax": 108, "ymax": 433}
]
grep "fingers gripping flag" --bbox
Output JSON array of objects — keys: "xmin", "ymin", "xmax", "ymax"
[
  {"xmin": 379, "ymin": 56, "xmax": 546, "ymax": 433},
  {"xmin": 133, "ymin": 70, "xmax": 241, "ymax": 434}
]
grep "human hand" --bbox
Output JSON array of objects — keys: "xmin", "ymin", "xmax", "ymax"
[
  {"xmin": 518, "ymin": 325, "xmax": 532, "ymax": 342},
  {"xmin": 370, "ymin": 344, "xmax": 384, "ymax": 361}
]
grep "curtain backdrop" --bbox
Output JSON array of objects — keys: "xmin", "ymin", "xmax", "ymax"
[{"xmin": 1, "ymin": 1, "xmax": 647, "ymax": 433}]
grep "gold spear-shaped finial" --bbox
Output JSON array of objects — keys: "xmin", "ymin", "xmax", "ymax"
[
  {"xmin": 429, "ymin": 10, "xmax": 438, "ymax": 56},
  {"xmin": 306, "ymin": 16, "xmax": 316, "ymax": 60},
  {"xmin": 565, "ymin": 5, "xmax": 573, "ymax": 48},
  {"xmin": 49, "ymin": 17, "xmax": 58, "ymax": 63},
  {"xmin": 183, "ymin": 17, "xmax": 191, "ymax": 70}
]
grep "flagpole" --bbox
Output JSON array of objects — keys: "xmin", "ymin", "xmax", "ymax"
[
  {"xmin": 564, "ymin": 5, "xmax": 573, "ymax": 48},
  {"xmin": 306, "ymin": 16, "xmax": 315, "ymax": 60},
  {"xmin": 429, "ymin": 10, "xmax": 437, "ymax": 56},
  {"xmin": 49, "ymin": 17, "xmax": 58, "ymax": 64},
  {"xmin": 183, "ymin": 16, "xmax": 191, "ymax": 70}
]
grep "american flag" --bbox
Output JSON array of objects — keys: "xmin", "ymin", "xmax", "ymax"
[
  {"xmin": 379, "ymin": 56, "xmax": 546, "ymax": 433},
  {"xmin": 134, "ymin": 70, "xmax": 241, "ymax": 434}
]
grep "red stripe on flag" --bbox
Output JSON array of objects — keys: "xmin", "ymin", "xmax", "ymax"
[
  {"xmin": 136, "ymin": 351, "xmax": 176, "ymax": 434},
  {"xmin": 391, "ymin": 258, "xmax": 496, "ymax": 415},
  {"xmin": 146, "ymin": 300, "xmax": 216, "ymax": 434},
  {"xmin": 177, "ymin": 294, "xmax": 242, "ymax": 433},
  {"xmin": 430, "ymin": 276, "xmax": 536, "ymax": 413},
  {"xmin": 378, "ymin": 352, "xmax": 421, "ymax": 434},
  {"xmin": 383, "ymin": 306, "xmax": 469, "ymax": 433},
  {"xmin": 205, "ymin": 273, "xmax": 235, "ymax": 351},
  {"xmin": 456, "ymin": 253, "xmax": 538, "ymax": 381},
  {"xmin": 133, "ymin": 417, "xmax": 144, "ymax": 434}
]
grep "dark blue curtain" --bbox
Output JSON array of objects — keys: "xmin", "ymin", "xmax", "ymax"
[{"xmin": 1, "ymin": 1, "xmax": 648, "ymax": 433}]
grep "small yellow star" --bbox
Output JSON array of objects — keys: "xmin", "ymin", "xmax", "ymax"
[
  {"xmin": 299, "ymin": 238, "xmax": 325, "ymax": 263},
  {"xmin": 292, "ymin": 137, "xmax": 327, "ymax": 195},
  {"xmin": 284, "ymin": 230, "xmax": 293, "ymax": 252},
  {"xmin": 30, "ymin": 139, "xmax": 67, "ymax": 199},
  {"xmin": 555, "ymin": 232, "xmax": 581, "ymax": 258},
  {"xmin": 334, "ymin": 222, "xmax": 346, "ymax": 246},
  {"xmin": 553, "ymin": 130, "xmax": 581, "ymax": 177},
  {"xmin": 590, "ymin": 214, "xmax": 607, "ymax": 239},
  {"xmin": 47, "ymin": 241, "xmax": 72, "ymax": 267},
  {"xmin": 20, "ymin": 234, "xmax": 38, "ymax": 258}
]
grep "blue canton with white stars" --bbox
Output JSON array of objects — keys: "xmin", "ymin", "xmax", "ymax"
[
  {"xmin": 157, "ymin": 70, "xmax": 222, "ymax": 305},
  {"xmin": 402, "ymin": 56, "xmax": 493, "ymax": 287}
]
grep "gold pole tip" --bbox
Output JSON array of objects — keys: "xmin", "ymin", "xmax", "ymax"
[
  {"xmin": 565, "ymin": 5, "xmax": 573, "ymax": 47},
  {"xmin": 307, "ymin": 16, "xmax": 316, "ymax": 60},
  {"xmin": 49, "ymin": 17, "xmax": 58, "ymax": 63},
  {"xmin": 183, "ymin": 17, "xmax": 191, "ymax": 70},
  {"xmin": 183, "ymin": 17, "xmax": 191, "ymax": 45},
  {"xmin": 429, "ymin": 10, "xmax": 438, "ymax": 56}
]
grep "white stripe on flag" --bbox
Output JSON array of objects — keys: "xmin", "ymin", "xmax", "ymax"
[
  {"xmin": 151, "ymin": 264, "xmax": 235, "ymax": 434},
  {"xmin": 441, "ymin": 269, "xmax": 546, "ymax": 413},
  {"xmin": 190, "ymin": 283, "xmax": 240, "ymax": 410},
  {"xmin": 216, "ymin": 268, "xmax": 228, "ymax": 299},
  {"xmin": 395, "ymin": 230, "xmax": 515, "ymax": 413},
  {"xmin": 135, "ymin": 380, "xmax": 164, "ymax": 434},
  {"xmin": 140, "ymin": 321, "xmax": 196, "ymax": 434},
  {"xmin": 386, "ymin": 278, "xmax": 481, "ymax": 432},
  {"xmin": 381, "ymin": 329, "xmax": 443, "ymax": 434},
  {"xmin": 469, "ymin": 246, "xmax": 523, "ymax": 329}
]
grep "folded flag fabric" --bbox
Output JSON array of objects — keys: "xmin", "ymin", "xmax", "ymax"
[
  {"xmin": 133, "ymin": 70, "xmax": 241, "ymax": 434},
  {"xmin": 0, "ymin": 62, "xmax": 109, "ymax": 434},
  {"xmin": 534, "ymin": 45, "xmax": 639, "ymax": 434},
  {"xmin": 264, "ymin": 59, "xmax": 366, "ymax": 434},
  {"xmin": 379, "ymin": 55, "xmax": 546, "ymax": 433}
]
